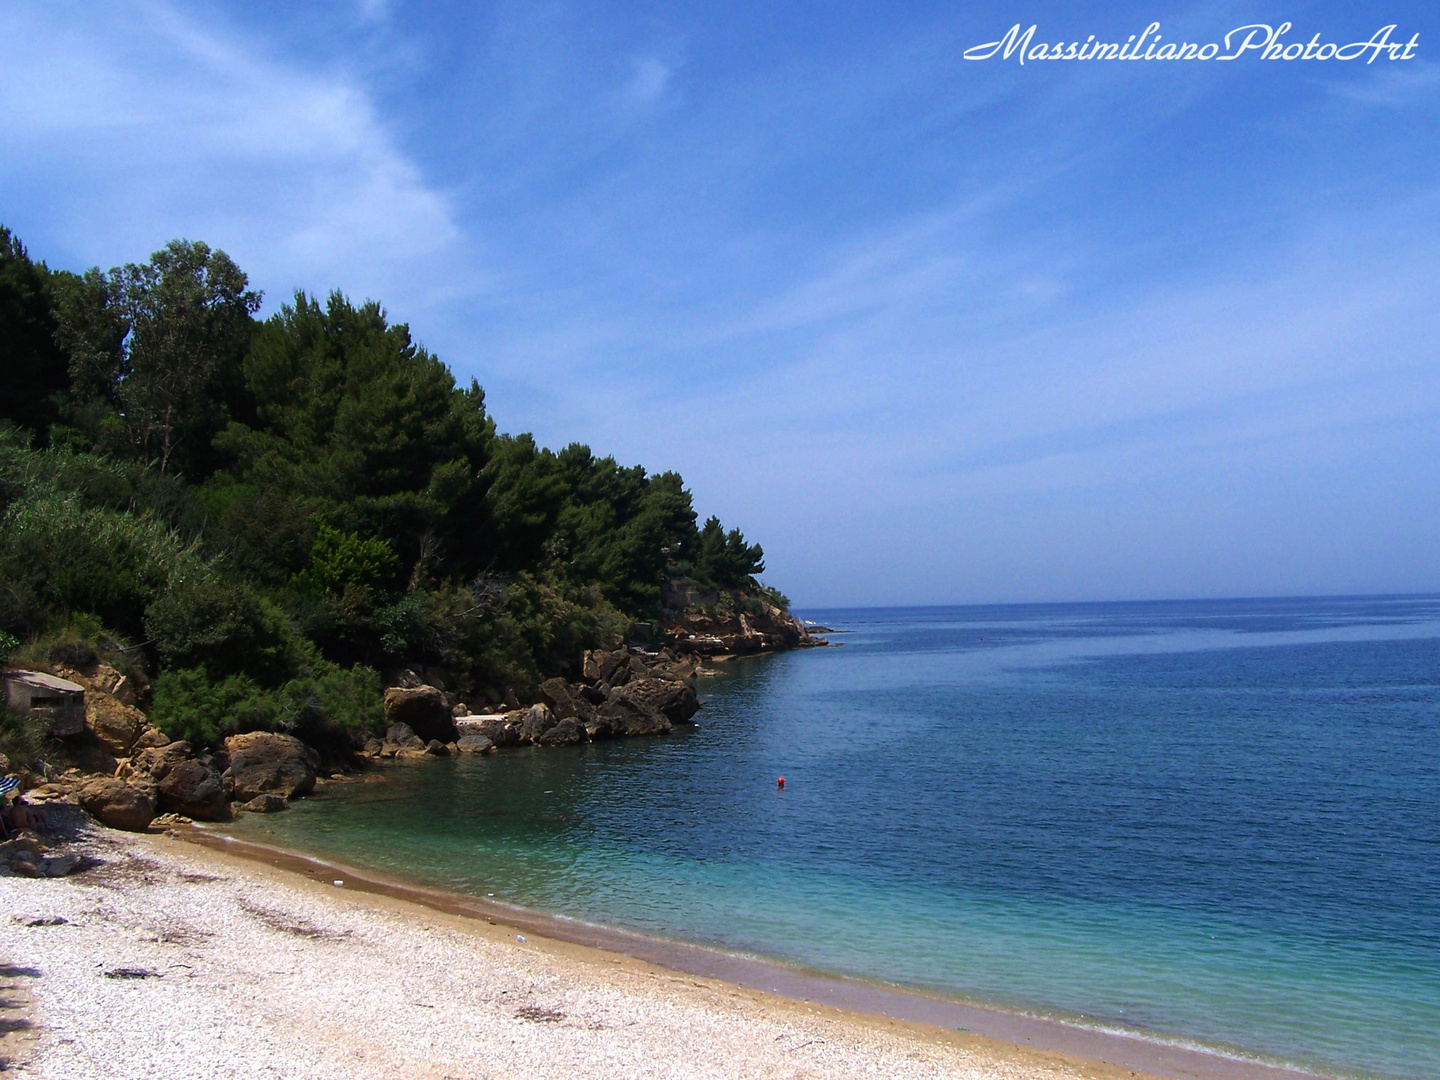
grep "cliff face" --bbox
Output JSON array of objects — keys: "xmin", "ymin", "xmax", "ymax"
[{"xmin": 659, "ymin": 581, "xmax": 826, "ymax": 656}]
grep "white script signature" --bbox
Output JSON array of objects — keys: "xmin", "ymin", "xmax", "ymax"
[{"xmin": 964, "ymin": 23, "xmax": 1419, "ymax": 65}]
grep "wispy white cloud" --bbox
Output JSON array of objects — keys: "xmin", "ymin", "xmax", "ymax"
[
  {"xmin": 0, "ymin": 0, "xmax": 461, "ymax": 312},
  {"xmin": 2, "ymin": 0, "xmax": 1435, "ymax": 604}
]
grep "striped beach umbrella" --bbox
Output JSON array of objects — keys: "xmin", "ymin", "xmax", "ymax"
[{"xmin": 0, "ymin": 776, "xmax": 19, "ymax": 798}]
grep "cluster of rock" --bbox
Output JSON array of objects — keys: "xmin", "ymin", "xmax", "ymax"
[
  {"xmin": 0, "ymin": 825, "xmax": 83, "ymax": 878},
  {"xmin": 358, "ymin": 647, "xmax": 703, "ymax": 758},
  {"xmin": 44, "ymin": 729, "xmax": 319, "ymax": 833},
  {"xmin": 659, "ymin": 596, "xmax": 827, "ymax": 656},
  {"xmin": 10, "ymin": 659, "xmax": 322, "ymax": 833}
]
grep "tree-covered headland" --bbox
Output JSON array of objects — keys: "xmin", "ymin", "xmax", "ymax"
[{"xmin": 0, "ymin": 227, "xmax": 783, "ymax": 755}]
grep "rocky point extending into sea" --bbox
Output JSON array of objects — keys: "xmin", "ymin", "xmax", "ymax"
[{"xmin": 0, "ymin": 601, "xmax": 826, "ymax": 876}]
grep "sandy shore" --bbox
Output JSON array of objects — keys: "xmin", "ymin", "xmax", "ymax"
[{"xmin": 0, "ymin": 819, "xmax": 1167, "ymax": 1080}]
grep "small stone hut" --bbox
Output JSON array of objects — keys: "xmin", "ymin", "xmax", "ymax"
[{"xmin": 3, "ymin": 670, "xmax": 87, "ymax": 736}]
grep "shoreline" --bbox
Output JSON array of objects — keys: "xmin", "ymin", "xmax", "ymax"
[
  {"xmin": 183, "ymin": 824, "xmax": 1326, "ymax": 1080},
  {"xmin": 1, "ymin": 819, "xmax": 1168, "ymax": 1080}
]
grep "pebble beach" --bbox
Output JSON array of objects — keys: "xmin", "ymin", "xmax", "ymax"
[{"xmin": 0, "ymin": 822, "xmax": 1148, "ymax": 1080}]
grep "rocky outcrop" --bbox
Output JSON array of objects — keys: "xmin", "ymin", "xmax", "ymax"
[
  {"xmin": 536, "ymin": 717, "xmax": 585, "ymax": 745},
  {"xmin": 77, "ymin": 777, "xmax": 156, "ymax": 832},
  {"xmin": 610, "ymin": 676, "xmax": 699, "ymax": 724},
  {"xmin": 51, "ymin": 660, "xmax": 146, "ymax": 708},
  {"xmin": 369, "ymin": 722, "xmax": 433, "ymax": 759},
  {"xmin": 88, "ymin": 695, "xmax": 146, "ymax": 756},
  {"xmin": 538, "ymin": 678, "xmax": 596, "ymax": 725},
  {"xmin": 385, "ymin": 722, "xmax": 423, "ymax": 747},
  {"xmin": 581, "ymin": 649, "xmax": 631, "ymax": 686},
  {"xmin": 38, "ymin": 661, "xmax": 151, "ymax": 753},
  {"xmin": 223, "ymin": 732, "xmax": 318, "ymax": 802},
  {"xmin": 660, "ymin": 595, "xmax": 826, "ymax": 657},
  {"xmin": 366, "ymin": 641, "xmax": 709, "ymax": 760},
  {"xmin": 382, "ymin": 685, "xmax": 458, "ymax": 743},
  {"xmin": 592, "ymin": 696, "xmax": 672, "ymax": 738}
]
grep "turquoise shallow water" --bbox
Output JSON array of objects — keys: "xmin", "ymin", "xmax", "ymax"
[{"xmin": 232, "ymin": 596, "xmax": 1440, "ymax": 1080}]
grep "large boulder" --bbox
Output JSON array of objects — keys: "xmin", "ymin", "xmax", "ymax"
[
  {"xmin": 455, "ymin": 733, "xmax": 495, "ymax": 754},
  {"xmin": 382, "ymin": 685, "xmax": 457, "ymax": 743},
  {"xmin": 537, "ymin": 717, "xmax": 586, "ymax": 745},
  {"xmin": 86, "ymin": 690, "xmax": 147, "ymax": 757},
  {"xmin": 538, "ymin": 678, "xmax": 595, "ymax": 724},
  {"xmin": 132, "ymin": 739, "xmax": 194, "ymax": 778},
  {"xmin": 239, "ymin": 793, "xmax": 287, "ymax": 814},
  {"xmin": 592, "ymin": 696, "xmax": 672, "ymax": 738},
  {"xmin": 157, "ymin": 759, "xmax": 229, "ymax": 821},
  {"xmin": 609, "ymin": 677, "xmax": 699, "ymax": 724},
  {"xmin": 133, "ymin": 742, "xmax": 228, "ymax": 821},
  {"xmin": 223, "ymin": 732, "xmax": 318, "ymax": 802},
  {"xmin": 581, "ymin": 649, "xmax": 630, "ymax": 687},
  {"xmin": 518, "ymin": 703, "xmax": 554, "ymax": 744},
  {"xmin": 77, "ymin": 777, "xmax": 156, "ymax": 832},
  {"xmin": 131, "ymin": 727, "xmax": 172, "ymax": 751}
]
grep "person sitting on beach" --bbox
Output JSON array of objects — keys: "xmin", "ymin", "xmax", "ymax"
[
  {"xmin": 5, "ymin": 797, "xmax": 43, "ymax": 831},
  {"xmin": 1, "ymin": 776, "xmax": 43, "ymax": 833}
]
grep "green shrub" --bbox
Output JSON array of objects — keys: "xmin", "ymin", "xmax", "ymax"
[
  {"xmin": 150, "ymin": 661, "xmax": 384, "ymax": 745},
  {"xmin": 10, "ymin": 614, "xmax": 149, "ymax": 688},
  {"xmin": 0, "ymin": 491, "xmax": 212, "ymax": 639},
  {"xmin": 291, "ymin": 521, "xmax": 398, "ymax": 596},
  {"xmin": 145, "ymin": 582, "xmax": 294, "ymax": 683},
  {"xmin": 282, "ymin": 664, "xmax": 384, "ymax": 735},
  {"xmin": 150, "ymin": 666, "xmax": 280, "ymax": 744},
  {"xmin": 0, "ymin": 443, "xmax": 134, "ymax": 513}
]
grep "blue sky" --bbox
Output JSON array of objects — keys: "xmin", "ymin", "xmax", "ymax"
[{"xmin": 2, "ymin": 0, "xmax": 1437, "ymax": 605}]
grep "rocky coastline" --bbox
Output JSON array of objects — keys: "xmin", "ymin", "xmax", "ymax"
[{"xmin": 1, "ymin": 606, "xmax": 827, "ymax": 874}]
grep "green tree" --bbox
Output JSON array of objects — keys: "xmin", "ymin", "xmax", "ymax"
[
  {"xmin": 690, "ymin": 515, "xmax": 765, "ymax": 590},
  {"xmin": 0, "ymin": 227, "xmax": 69, "ymax": 438},
  {"xmin": 218, "ymin": 291, "xmax": 494, "ymax": 575},
  {"xmin": 551, "ymin": 447, "xmax": 699, "ymax": 615},
  {"xmin": 55, "ymin": 240, "xmax": 260, "ymax": 476}
]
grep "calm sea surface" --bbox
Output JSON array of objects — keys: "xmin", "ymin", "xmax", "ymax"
[{"xmin": 232, "ymin": 596, "xmax": 1440, "ymax": 1080}]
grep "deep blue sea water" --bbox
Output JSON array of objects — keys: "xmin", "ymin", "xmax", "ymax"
[{"xmin": 233, "ymin": 596, "xmax": 1440, "ymax": 1080}]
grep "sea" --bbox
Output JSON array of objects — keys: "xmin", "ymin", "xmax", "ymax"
[{"xmin": 230, "ymin": 596, "xmax": 1440, "ymax": 1080}]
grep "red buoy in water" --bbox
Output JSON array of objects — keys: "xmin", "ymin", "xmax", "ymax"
[{"xmin": 777, "ymin": 777, "xmax": 785, "ymax": 789}]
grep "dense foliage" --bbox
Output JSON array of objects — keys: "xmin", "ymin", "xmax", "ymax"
[{"xmin": 0, "ymin": 229, "xmax": 773, "ymax": 746}]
